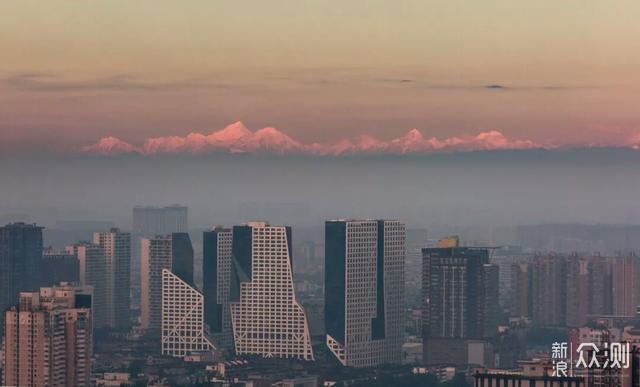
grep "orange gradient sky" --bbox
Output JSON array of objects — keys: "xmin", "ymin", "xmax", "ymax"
[{"xmin": 1, "ymin": 1, "xmax": 640, "ymax": 152}]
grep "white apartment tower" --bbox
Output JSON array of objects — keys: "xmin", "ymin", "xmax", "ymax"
[
  {"xmin": 229, "ymin": 222, "xmax": 314, "ymax": 360},
  {"xmin": 161, "ymin": 269, "xmax": 214, "ymax": 357},
  {"xmin": 67, "ymin": 242, "xmax": 108, "ymax": 329},
  {"xmin": 93, "ymin": 228, "xmax": 131, "ymax": 329},
  {"xmin": 325, "ymin": 220, "xmax": 406, "ymax": 367}
]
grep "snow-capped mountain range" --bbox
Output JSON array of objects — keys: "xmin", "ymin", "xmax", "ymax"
[{"xmin": 83, "ymin": 121, "xmax": 542, "ymax": 155}]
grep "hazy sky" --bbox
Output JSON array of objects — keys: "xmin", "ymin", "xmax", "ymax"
[{"xmin": 2, "ymin": 1, "xmax": 640, "ymax": 152}]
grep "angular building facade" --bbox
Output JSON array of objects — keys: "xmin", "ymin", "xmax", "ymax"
[
  {"xmin": 94, "ymin": 228, "xmax": 131, "ymax": 329},
  {"xmin": 141, "ymin": 233, "xmax": 193, "ymax": 331},
  {"xmin": 324, "ymin": 219, "xmax": 406, "ymax": 367},
  {"xmin": 2, "ymin": 283, "xmax": 93, "ymax": 387},
  {"xmin": 203, "ymin": 227, "xmax": 234, "ymax": 350},
  {"xmin": 229, "ymin": 222, "xmax": 314, "ymax": 360},
  {"xmin": 161, "ymin": 269, "xmax": 214, "ymax": 357},
  {"xmin": 422, "ymin": 239, "xmax": 499, "ymax": 365}
]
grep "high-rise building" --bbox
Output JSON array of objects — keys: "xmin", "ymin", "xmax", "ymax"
[
  {"xmin": 422, "ymin": 237, "xmax": 498, "ymax": 365},
  {"xmin": 2, "ymin": 283, "xmax": 92, "ymax": 387},
  {"xmin": 612, "ymin": 256, "xmax": 638, "ymax": 317},
  {"xmin": 141, "ymin": 233, "xmax": 193, "ymax": 331},
  {"xmin": 132, "ymin": 205, "xmax": 188, "ymax": 235},
  {"xmin": 324, "ymin": 219, "xmax": 406, "ymax": 367},
  {"xmin": 94, "ymin": 228, "xmax": 131, "ymax": 329},
  {"xmin": 67, "ymin": 242, "xmax": 108, "ymax": 328},
  {"xmin": 229, "ymin": 222, "xmax": 314, "ymax": 360},
  {"xmin": 0, "ymin": 223, "xmax": 43, "ymax": 330},
  {"xmin": 528, "ymin": 255, "xmax": 568, "ymax": 326},
  {"xmin": 161, "ymin": 269, "xmax": 214, "ymax": 357},
  {"xmin": 203, "ymin": 227, "xmax": 234, "ymax": 350},
  {"xmin": 42, "ymin": 246, "xmax": 80, "ymax": 286}
]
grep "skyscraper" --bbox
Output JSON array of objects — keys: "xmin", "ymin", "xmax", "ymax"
[
  {"xmin": 612, "ymin": 256, "xmax": 638, "ymax": 317},
  {"xmin": 141, "ymin": 233, "xmax": 193, "ymax": 331},
  {"xmin": 229, "ymin": 222, "xmax": 314, "ymax": 360},
  {"xmin": 132, "ymin": 205, "xmax": 188, "ymax": 235},
  {"xmin": 422, "ymin": 238, "xmax": 498, "ymax": 365},
  {"xmin": 94, "ymin": 228, "xmax": 131, "ymax": 329},
  {"xmin": 67, "ymin": 242, "xmax": 108, "ymax": 329},
  {"xmin": 2, "ymin": 283, "xmax": 92, "ymax": 387},
  {"xmin": 203, "ymin": 227, "xmax": 234, "ymax": 350},
  {"xmin": 0, "ymin": 223, "xmax": 43, "ymax": 330},
  {"xmin": 161, "ymin": 269, "xmax": 214, "ymax": 357},
  {"xmin": 324, "ymin": 219, "xmax": 406, "ymax": 367}
]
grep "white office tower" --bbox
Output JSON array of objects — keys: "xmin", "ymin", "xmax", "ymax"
[
  {"xmin": 161, "ymin": 269, "xmax": 214, "ymax": 357},
  {"xmin": 229, "ymin": 222, "xmax": 314, "ymax": 360},
  {"xmin": 325, "ymin": 220, "xmax": 406, "ymax": 367},
  {"xmin": 93, "ymin": 228, "xmax": 131, "ymax": 329}
]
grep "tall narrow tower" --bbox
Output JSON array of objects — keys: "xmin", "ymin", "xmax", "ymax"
[
  {"xmin": 325, "ymin": 219, "xmax": 405, "ymax": 367},
  {"xmin": 203, "ymin": 227, "xmax": 234, "ymax": 350},
  {"xmin": 94, "ymin": 228, "xmax": 131, "ymax": 329}
]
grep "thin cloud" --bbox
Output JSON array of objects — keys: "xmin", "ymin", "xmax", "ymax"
[{"xmin": 2, "ymin": 73, "xmax": 230, "ymax": 92}]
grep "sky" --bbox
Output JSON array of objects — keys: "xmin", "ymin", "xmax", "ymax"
[{"xmin": 1, "ymin": 1, "xmax": 640, "ymax": 153}]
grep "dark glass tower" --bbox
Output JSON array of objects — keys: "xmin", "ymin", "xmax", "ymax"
[
  {"xmin": 422, "ymin": 243, "xmax": 498, "ymax": 365},
  {"xmin": 171, "ymin": 232, "xmax": 193, "ymax": 285},
  {"xmin": 0, "ymin": 223, "xmax": 43, "ymax": 331},
  {"xmin": 203, "ymin": 227, "xmax": 233, "ymax": 350}
]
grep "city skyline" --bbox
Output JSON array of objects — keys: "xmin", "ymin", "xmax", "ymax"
[{"xmin": 2, "ymin": 3, "xmax": 640, "ymax": 386}]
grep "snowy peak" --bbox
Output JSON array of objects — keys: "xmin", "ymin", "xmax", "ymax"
[
  {"xmin": 388, "ymin": 128, "xmax": 427, "ymax": 153},
  {"xmin": 82, "ymin": 136, "xmax": 138, "ymax": 154},
  {"xmin": 212, "ymin": 121, "xmax": 252, "ymax": 144},
  {"xmin": 82, "ymin": 122, "xmax": 543, "ymax": 155},
  {"xmin": 234, "ymin": 127, "xmax": 305, "ymax": 153}
]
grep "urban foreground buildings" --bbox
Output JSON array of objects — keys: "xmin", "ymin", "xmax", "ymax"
[
  {"xmin": 324, "ymin": 219, "xmax": 406, "ymax": 367},
  {"xmin": 94, "ymin": 228, "xmax": 131, "ymax": 329},
  {"xmin": 141, "ymin": 233, "xmax": 193, "ymax": 331},
  {"xmin": 2, "ymin": 283, "xmax": 93, "ymax": 387},
  {"xmin": 203, "ymin": 227, "xmax": 234, "ymax": 350},
  {"xmin": 422, "ymin": 237, "xmax": 499, "ymax": 365},
  {"xmin": 228, "ymin": 222, "xmax": 314, "ymax": 360},
  {"xmin": 511, "ymin": 253, "xmax": 639, "ymax": 326},
  {"xmin": 0, "ymin": 223, "xmax": 43, "ymax": 331}
]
